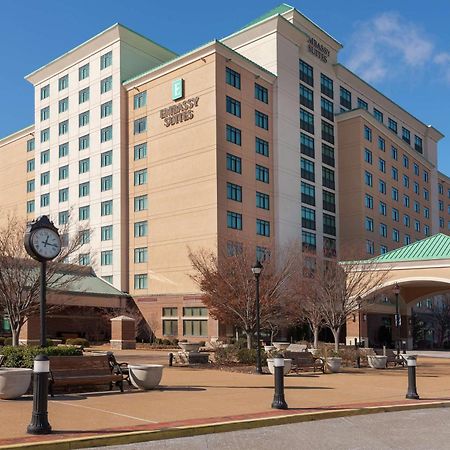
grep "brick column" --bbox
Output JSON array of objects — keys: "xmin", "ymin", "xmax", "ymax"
[
  {"xmin": 345, "ymin": 311, "xmax": 368, "ymax": 346},
  {"xmin": 19, "ymin": 316, "xmax": 40, "ymax": 346},
  {"xmin": 110, "ymin": 316, "xmax": 136, "ymax": 350}
]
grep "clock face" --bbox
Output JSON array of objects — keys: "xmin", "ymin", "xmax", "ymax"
[{"xmin": 31, "ymin": 228, "xmax": 61, "ymax": 260}]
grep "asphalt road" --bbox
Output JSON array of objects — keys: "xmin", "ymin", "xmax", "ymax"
[{"xmin": 91, "ymin": 407, "xmax": 450, "ymax": 449}]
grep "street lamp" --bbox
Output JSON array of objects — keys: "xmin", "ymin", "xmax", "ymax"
[
  {"xmin": 251, "ymin": 260, "xmax": 263, "ymax": 374},
  {"xmin": 393, "ymin": 283, "xmax": 401, "ymax": 358}
]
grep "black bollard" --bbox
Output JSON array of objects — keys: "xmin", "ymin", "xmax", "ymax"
[
  {"xmin": 402, "ymin": 341, "xmax": 407, "ymax": 354},
  {"xmin": 168, "ymin": 352, "xmax": 174, "ymax": 367},
  {"xmin": 405, "ymin": 356, "xmax": 420, "ymax": 400},
  {"xmin": 27, "ymin": 355, "xmax": 52, "ymax": 435},
  {"xmin": 271, "ymin": 357, "xmax": 288, "ymax": 410}
]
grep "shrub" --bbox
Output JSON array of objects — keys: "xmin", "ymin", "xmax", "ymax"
[
  {"xmin": 0, "ymin": 337, "xmax": 5, "ymax": 347},
  {"xmin": 237, "ymin": 348, "xmax": 267, "ymax": 365},
  {"xmin": 4, "ymin": 337, "xmax": 12, "ymax": 346},
  {"xmin": 214, "ymin": 345, "xmax": 239, "ymax": 364},
  {"xmin": 65, "ymin": 338, "xmax": 90, "ymax": 348},
  {"xmin": 2, "ymin": 345, "xmax": 83, "ymax": 368}
]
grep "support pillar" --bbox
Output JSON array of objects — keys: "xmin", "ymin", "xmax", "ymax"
[
  {"xmin": 110, "ymin": 316, "xmax": 136, "ymax": 350},
  {"xmin": 345, "ymin": 311, "xmax": 368, "ymax": 346},
  {"xmin": 19, "ymin": 316, "xmax": 40, "ymax": 346}
]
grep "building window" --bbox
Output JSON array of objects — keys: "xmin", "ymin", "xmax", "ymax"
[
  {"xmin": 40, "ymin": 194, "xmax": 49, "ymax": 207},
  {"xmin": 403, "ymin": 194, "xmax": 410, "ymax": 207},
  {"xmin": 79, "ymin": 63, "xmax": 89, "ymax": 80},
  {"xmin": 340, "ymin": 86, "xmax": 351, "ymax": 109},
  {"xmin": 414, "ymin": 201, "xmax": 420, "ymax": 213},
  {"xmin": 302, "ymin": 230, "xmax": 316, "ymax": 251},
  {"xmin": 300, "ymin": 133, "xmax": 314, "ymax": 158},
  {"xmin": 101, "ymin": 126, "xmax": 113, "ymax": 143},
  {"xmin": 423, "ymin": 170, "xmax": 429, "ymax": 183},
  {"xmin": 379, "ymin": 158, "xmax": 386, "ymax": 173},
  {"xmin": 322, "ymin": 166, "xmax": 335, "ymax": 189},
  {"xmin": 365, "ymin": 194, "xmax": 373, "ymax": 209},
  {"xmin": 134, "ymin": 143, "xmax": 147, "ymax": 160},
  {"xmin": 321, "ymin": 121, "xmax": 334, "ymax": 144},
  {"xmin": 380, "ymin": 223, "xmax": 387, "ymax": 238},
  {"xmin": 79, "ymin": 158, "xmax": 90, "ymax": 173},
  {"xmin": 301, "ymin": 182, "xmax": 315, "ymax": 206},
  {"xmin": 162, "ymin": 319, "xmax": 177, "ymax": 336},
  {"xmin": 79, "ymin": 205, "xmax": 90, "ymax": 221},
  {"xmin": 59, "ymin": 187, "xmax": 69, "ymax": 202},
  {"xmin": 227, "ymin": 241, "xmax": 243, "ymax": 256},
  {"xmin": 255, "ymin": 83, "xmax": 268, "ymax": 103},
  {"xmin": 40, "ymin": 171, "xmax": 50, "ymax": 185},
  {"xmin": 227, "ymin": 153, "xmax": 241, "ymax": 173},
  {"xmin": 391, "ymin": 186, "xmax": 397, "ymax": 200},
  {"xmin": 302, "ymin": 206, "xmax": 316, "ymax": 230},
  {"xmin": 402, "ymin": 155, "xmax": 409, "ymax": 169},
  {"xmin": 323, "ymin": 213, "xmax": 336, "ymax": 236},
  {"xmin": 100, "ymin": 225, "xmax": 113, "ymax": 241},
  {"xmin": 324, "ymin": 238, "xmax": 337, "ymax": 257},
  {"xmin": 227, "ymin": 211, "xmax": 242, "ymax": 230},
  {"xmin": 226, "ymin": 67, "xmax": 241, "ymax": 89},
  {"xmin": 226, "ymin": 124, "xmax": 241, "ymax": 145},
  {"xmin": 99, "ymin": 102, "xmax": 112, "ymax": 120},
  {"xmin": 378, "ymin": 137, "xmax": 385, "ymax": 151},
  {"xmin": 323, "ymin": 190, "xmax": 336, "ymax": 213},
  {"xmin": 79, "ymin": 134, "xmax": 90, "ymax": 150},
  {"xmin": 392, "ymin": 208, "xmax": 399, "ymax": 222},
  {"xmin": 365, "ymin": 217, "xmax": 374, "ymax": 232},
  {"xmin": 415, "ymin": 136, "xmax": 423, "ymax": 153},
  {"xmin": 364, "ymin": 148, "xmax": 373, "ymax": 165},
  {"xmin": 300, "ymin": 84, "xmax": 314, "ymax": 110},
  {"xmin": 79, "ymin": 111, "xmax": 89, "ymax": 127},
  {"xmin": 101, "ymin": 200, "xmax": 113, "ymax": 216},
  {"xmin": 424, "ymin": 225, "xmax": 430, "ymax": 236},
  {"xmin": 134, "ymin": 274, "xmax": 148, "ymax": 290},
  {"xmin": 27, "ymin": 200, "xmax": 35, "ymax": 213},
  {"xmin": 403, "ymin": 174, "xmax": 410, "ymax": 188},
  {"xmin": 27, "ymin": 179, "xmax": 35, "ymax": 193},
  {"xmin": 27, "ymin": 138, "xmax": 35, "ymax": 152},
  {"xmin": 321, "ymin": 97, "xmax": 334, "ymax": 121},
  {"xmin": 27, "ymin": 158, "xmax": 35, "ymax": 172},
  {"xmin": 379, "ymin": 180, "xmax": 386, "ymax": 195},
  {"xmin": 40, "ymin": 84, "xmax": 49, "ymax": 100},
  {"xmin": 256, "ymin": 191, "xmax": 270, "ymax": 210},
  {"xmin": 59, "ymin": 165, "xmax": 69, "ymax": 180},
  {"xmin": 439, "ymin": 183, "xmax": 444, "ymax": 195},
  {"xmin": 100, "ymin": 76, "xmax": 112, "ymax": 94},
  {"xmin": 101, "ymin": 250, "xmax": 113, "ymax": 266},
  {"xmin": 388, "ymin": 118, "xmax": 398, "ymax": 134},
  {"xmin": 134, "ymin": 169, "xmax": 147, "ymax": 186},
  {"xmin": 379, "ymin": 201, "xmax": 387, "ymax": 216},
  {"xmin": 404, "ymin": 214, "xmax": 410, "ymax": 227},
  {"xmin": 320, "ymin": 73, "xmax": 333, "ymax": 98},
  {"xmin": 227, "ymin": 182, "xmax": 242, "ymax": 202},
  {"xmin": 364, "ymin": 171, "xmax": 372, "ymax": 187},
  {"xmin": 256, "ymin": 137, "xmax": 269, "ymax": 157},
  {"xmin": 391, "ymin": 146, "xmax": 398, "ymax": 160},
  {"xmin": 256, "ymin": 246, "xmax": 270, "ymax": 262},
  {"xmin": 255, "ymin": 110, "xmax": 269, "ymax": 130},
  {"xmin": 392, "ymin": 228, "xmax": 400, "ymax": 242},
  {"xmin": 59, "ymin": 143, "xmax": 69, "ymax": 158},
  {"xmin": 364, "ymin": 125, "xmax": 372, "ymax": 142},
  {"xmin": 300, "ymin": 109, "xmax": 314, "ymax": 133},
  {"xmin": 40, "ymin": 106, "xmax": 49, "ymax": 121},
  {"xmin": 414, "ymin": 182, "xmax": 419, "ymax": 195},
  {"xmin": 100, "ymin": 51, "xmax": 112, "ymax": 69},
  {"xmin": 402, "ymin": 127, "xmax": 411, "ymax": 144},
  {"xmin": 357, "ymin": 98, "xmax": 368, "ymax": 110},
  {"xmin": 40, "ymin": 128, "xmax": 49, "ymax": 143},
  {"xmin": 58, "ymin": 210, "xmax": 69, "ymax": 225},
  {"xmin": 78, "ymin": 182, "xmax": 89, "ymax": 198},
  {"xmin": 424, "ymin": 207, "xmax": 430, "ymax": 219},
  {"xmin": 101, "ymin": 150, "xmax": 113, "ymax": 167},
  {"xmin": 322, "ymin": 144, "xmax": 334, "ymax": 167},
  {"xmin": 183, "ymin": 319, "xmax": 207, "ymax": 337},
  {"xmin": 373, "ymin": 108, "xmax": 383, "ymax": 123},
  {"xmin": 226, "ymin": 96, "xmax": 241, "ymax": 117},
  {"xmin": 391, "ymin": 167, "xmax": 398, "ymax": 181},
  {"xmin": 256, "ymin": 165, "xmax": 269, "ymax": 183},
  {"xmin": 441, "ymin": 200, "xmax": 446, "ymax": 211},
  {"xmin": 59, "ymin": 120, "xmax": 69, "ymax": 135},
  {"xmin": 134, "ymin": 247, "xmax": 148, "ymax": 263},
  {"xmin": 79, "ymin": 87, "xmax": 90, "ymax": 104},
  {"xmin": 299, "ymin": 59, "xmax": 313, "ymax": 86},
  {"xmin": 134, "ymin": 195, "xmax": 148, "ymax": 211},
  {"xmin": 58, "ymin": 97, "xmax": 69, "ymax": 113},
  {"xmin": 79, "ymin": 254, "xmax": 90, "ymax": 266},
  {"xmin": 40, "ymin": 149, "xmax": 49, "ymax": 164},
  {"xmin": 256, "ymin": 219, "xmax": 270, "ymax": 237},
  {"xmin": 134, "ymin": 221, "xmax": 148, "ymax": 237},
  {"xmin": 440, "ymin": 217, "xmax": 445, "ymax": 228},
  {"xmin": 404, "ymin": 235, "xmax": 411, "ymax": 245}
]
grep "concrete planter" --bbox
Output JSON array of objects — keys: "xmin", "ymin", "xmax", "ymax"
[
  {"xmin": 129, "ymin": 364, "xmax": 163, "ymax": 390},
  {"xmin": 367, "ymin": 355, "xmax": 387, "ymax": 369},
  {"xmin": 264, "ymin": 345, "xmax": 276, "ymax": 353},
  {"xmin": 272, "ymin": 342, "xmax": 290, "ymax": 351},
  {"xmin": 267, "ymin": 359, "xmax": 292, "ymax": 375},
  {"xmin": 326, "ymin": 357, "xmax": 342, "ymax": 373},
  {"xmin": 0, "ymin": 368, "xmax": 32, "ymax": 399},
  {"xmin": 178, "ymin": 342, "xmax": 201, "ymax": 353}
]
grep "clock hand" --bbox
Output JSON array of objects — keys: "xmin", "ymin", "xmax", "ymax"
[{"xmin": 43, "ymin": 236, "xmax": 50, "ymax": 247}]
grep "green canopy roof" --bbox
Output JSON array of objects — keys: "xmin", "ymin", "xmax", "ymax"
[{"xmin": 372, "ymin": 233, "xmax": 450, "ymax": 263}]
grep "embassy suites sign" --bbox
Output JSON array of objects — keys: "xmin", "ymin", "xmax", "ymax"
[
  {"xmin": 160, "ymin": 78, "xmax": 200, "ymax": 127},
  {"xmin": 307, "ymin": 36, "xmax": 330, "ymax": 63}
]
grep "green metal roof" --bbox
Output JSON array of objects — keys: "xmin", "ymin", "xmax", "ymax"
[
  {"xmin": 240, "ymin": 3, "xmax": 294, "ymax": 30},
  {"xmin": 372, "ymin": 233, "xmax": 450, "ymax": 263}
]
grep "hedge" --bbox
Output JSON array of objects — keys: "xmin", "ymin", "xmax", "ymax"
[{"xmin": 1, "ymin": 346, "xmax": 83, "ymax": 368}]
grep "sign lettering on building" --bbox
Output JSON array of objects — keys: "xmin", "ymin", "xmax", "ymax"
[
  {"xmin": 307, "ymin": 36, "xmax": 330, "ymax": 63},
  {"xmin": 160, "ymin": 97, "xmax": 200, "ymax": 127}
]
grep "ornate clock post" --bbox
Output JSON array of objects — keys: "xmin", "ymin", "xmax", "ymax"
[{"xmin": 24, "ymin": 215, "xmax": 62, "ymax": 435}]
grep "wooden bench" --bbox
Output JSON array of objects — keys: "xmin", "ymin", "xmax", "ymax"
[
  {"xmin": 285, "ymin": 351, "xmax": 325, "ymax": 374},
  {"xmin": 48, "ymin": 355, "xmax": 125, "ymax": 396},
  {"xmin": 374, "ymin": 348, "xmax": 406, "ymax": 367}
]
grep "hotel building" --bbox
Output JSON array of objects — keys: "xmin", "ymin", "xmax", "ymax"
[{"xmin": 1, "ymin": 4, "xmax": 449, "ymax": 343}]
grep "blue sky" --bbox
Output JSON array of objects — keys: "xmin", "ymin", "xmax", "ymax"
[{"xmin": 1, "ymin": 1, "xmax": 450, "ymax": 173}]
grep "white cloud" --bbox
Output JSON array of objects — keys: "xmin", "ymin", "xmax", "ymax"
[{"xmin": 345, "ymin": 12, "xmax": 435, "ymax": 83}]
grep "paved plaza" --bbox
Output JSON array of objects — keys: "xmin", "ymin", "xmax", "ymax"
[{"xmin": 1, "ymin": 350, "xmax": 450, "ymax": 449}]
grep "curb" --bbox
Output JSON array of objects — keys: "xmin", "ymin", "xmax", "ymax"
[{"xmin": 2, "ymin": 400, "xmax": 450, "ymax": 450}]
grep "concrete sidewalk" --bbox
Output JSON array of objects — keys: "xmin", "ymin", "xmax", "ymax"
[{"xmin": 1, "ymin": 353, "xmax": 450, "ymax": 449}]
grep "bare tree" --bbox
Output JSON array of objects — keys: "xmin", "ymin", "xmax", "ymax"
[
  {"xmin": 188, "ymin": 244, "xmax": 301, "ymax": 349},
  {"xmin": 315, "ymin": 255, "xmax": 391, "ymax": 352},
  {"xmin": 432, "ymin": 296, "xmax": 450, "ymax": 347},
  {"xmin": 0, "ymin": 215, "xmax": 88, "ymax": 346}
]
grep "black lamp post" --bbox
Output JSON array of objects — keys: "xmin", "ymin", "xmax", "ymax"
[
  {"xmin": 393, "ymin": 283, "xmax": 401, "ymax": 358},
  {"xmin": 251, "ymin": 260, "xmax": 263, "ymax": 374}
]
